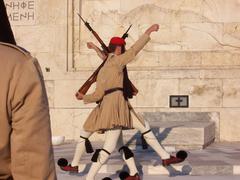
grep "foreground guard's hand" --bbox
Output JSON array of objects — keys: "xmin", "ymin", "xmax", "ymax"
[
  {"xmin": 75, "ymin": 92, "xmax": 84, "ymax": 100},
  {"xmin": 145, "ymin": 24, "xmax": 159, "ymax": 35}
]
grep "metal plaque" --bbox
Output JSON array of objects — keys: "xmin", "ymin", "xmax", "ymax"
[{"xmin": 170, "ymin": 95, "xmax": 189, "ymax": 108}]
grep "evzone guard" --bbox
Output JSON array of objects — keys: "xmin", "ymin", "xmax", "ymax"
[
  {"xmin": 58, "ymin": 15, "xmax": 187, "ymax": 180},
  {"xmin": 0, "ymin": 1, "xmax": 56, "ymax": 179}
]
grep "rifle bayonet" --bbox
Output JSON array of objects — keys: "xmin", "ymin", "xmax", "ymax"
[
  {"xmin": 122, "ymin": 24, "xmax": 132, "ymax": 39},
  {"xmin": 77, "ymin": 13, "xmax": 94, "ymax": 32}
]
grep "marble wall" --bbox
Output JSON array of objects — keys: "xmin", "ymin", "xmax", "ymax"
[{"xmin": 6, "ymin": 0, "xmax": 240, "ymax": 141}]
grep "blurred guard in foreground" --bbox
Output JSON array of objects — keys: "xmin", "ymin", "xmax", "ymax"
[{"xmin": 0, "ymin": 1, "xmax": 56, "ymax": 179}]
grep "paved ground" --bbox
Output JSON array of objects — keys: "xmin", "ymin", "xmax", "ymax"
[
  {"xmin": 57, "ymin": 173, "xmax": 240, "ymax": 180},
  {"xmin": 54, "ymin": 142, "xmax": 240, "ymax": 179}
]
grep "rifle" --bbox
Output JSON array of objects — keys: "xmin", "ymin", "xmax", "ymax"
[
  {"xmin": 120, "ymin": 24, "xmax": 139, "ymax": 97},
  {"xmin": 78, "ymin": 14, "xmax": 109, "ymax": 55},
  {"xmin": 76, "ymin": 14, "xmax": 138, "ymax": 97}
]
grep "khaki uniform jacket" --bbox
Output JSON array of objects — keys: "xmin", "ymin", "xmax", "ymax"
[
  {"xmin": 83, "ymin": 34, "xmax": 150, "ymax": 132},
  {"xmin": 0, "ymin": 43, "xmax": 56, "ymax": 180}
]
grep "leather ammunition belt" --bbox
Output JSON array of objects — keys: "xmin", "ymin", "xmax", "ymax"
[{"xmin": 104, "ymin": 87, "xmax": 123, "ymax": 96}]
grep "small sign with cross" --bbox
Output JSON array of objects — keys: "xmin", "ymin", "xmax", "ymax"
[{"xmin": 169, "ymin": 95, "xmax": 189, "ymax": 108}]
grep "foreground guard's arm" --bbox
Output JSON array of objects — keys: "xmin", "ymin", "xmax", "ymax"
[{"xmin": 10, "ymin": 58, "xmax": 56, "ymax": 180}]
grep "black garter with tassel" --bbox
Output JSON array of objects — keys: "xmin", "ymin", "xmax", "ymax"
[
  {"xmin": 80, "ymin": 136, "xmax": 94, "ymax": 153},
  {"xmin": 91, "ymin": 149, "xmax": 111, "ymax": 162},
  {"xmin": 141, "ymin": 129, "xmax": 151, "ymax": 149},
  {"xmin": 119, "ymin": 146, "xmax": 134, "ymax": 160}
]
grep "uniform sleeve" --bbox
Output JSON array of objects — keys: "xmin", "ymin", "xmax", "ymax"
[
  {"xmin": 10, "ymin": 58, "xmax": 56, "ymax": 180},
  {"xmin": 115, "ymin": 33, "xmax": 150, "ymax": 67},
  {"xmin": 83, "ymin": 82, "xmax": 105, "ymax": 104}
]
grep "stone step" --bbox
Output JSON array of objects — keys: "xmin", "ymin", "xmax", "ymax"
[
  {"xmin": 54, "ymin": 142, "xmax": 240, "ymax": 176},
  {"xmin": 140, "ymin": 112, "xmax": 217, "ymax": 123},
  {"xmin": 123, "ymin": 121, "xmax": 215, "ymax": 150}
]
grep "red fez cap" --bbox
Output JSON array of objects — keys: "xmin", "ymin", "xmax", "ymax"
[{"xmin": 109, "ymin": 37, "xmax": 126, "ymax": 45}]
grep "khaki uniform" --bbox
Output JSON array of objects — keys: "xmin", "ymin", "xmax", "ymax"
[
  {"xmin": 83, "ymin": 34, "xmax": 150, "ymax": 132},
  {"xmin": 0, "ymin": 43, "xmax": 56, "ymax": 180}
]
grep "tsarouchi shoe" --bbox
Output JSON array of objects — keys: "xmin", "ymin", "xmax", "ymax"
[
  {"xmin": 162, "ymin": 150, "xmax": 188, "ymax": 166},
  {"xmin": 119, "ymin": 171, "xmax": 141, "ymax": 180},
  {"xmin": 57, "ymin": 158, "xmax": 78, "ymax": 173},
  {"xmin": 60, "ymin": 164, "xmax": 78, "ymax": 173},
  {"xmin": 125, "ymin": 173, "xmax": 141, "ymax": 180}
]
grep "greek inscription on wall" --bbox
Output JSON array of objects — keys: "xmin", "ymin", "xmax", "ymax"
[{"xmin": 5, "ymin": 0, "xmax": 35, "ymax": 25}]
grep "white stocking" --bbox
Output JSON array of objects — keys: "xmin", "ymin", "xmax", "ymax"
[
  {"xmin": 86, "ymin": 129, "xmax": 122, "ymax": 180},
  {"xmin": 131, "ymin": 110, "xmax": 170, "ymax": 160},
  {"xmin": 71, "ymin": 130, "xmax": 92, "ymax": 167},
  {"xmin": 116, "ymin": 132, "xmax": 138, "ymax": 176}
]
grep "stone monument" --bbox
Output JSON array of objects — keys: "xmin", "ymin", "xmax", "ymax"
[{"xmin": 6, "ymin": 0, "xmax": 240, "ymax": 146}]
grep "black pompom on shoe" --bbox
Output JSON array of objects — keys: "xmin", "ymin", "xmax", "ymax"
[
  {"xmin": 102, "ymin": 177, "xmax": 112, "ymax": 180},
  {"xmin": 57, "ymin": 158, "xmax": 78, "ymax": 173},
  {"xmin": 176, "ymin": 150, "xmax": 188, "ymax": 160},
  {"xmin": 57, "ymin": 158, "xmax": 68, "ymax": 167},
  {"xmin": 119, "ymin": 171, "xmax": 130, "ymax": 180}
]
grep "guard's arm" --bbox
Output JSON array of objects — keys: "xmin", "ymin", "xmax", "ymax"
[
  {"xmin": 10, "ymin": 58, "xmax": 56, "ymax": 180},
  {"xmin": 83, "ymin": 82, "xmax": 105, "ymax": 104},
  {"xmin": 115, "ymin": 34, "xmax": 150, "ymax": 67},
  {"xmin": 115, "ymin": 24, "xmax": 159, "ymax": 67},
  {"xmin": 87, "ymin": 42, "xmax": 107, "ymax": 60}
]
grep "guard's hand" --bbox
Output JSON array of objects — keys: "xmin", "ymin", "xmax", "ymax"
[
  {"xmin": 87, "ymin": 42, "xmax": 95, "ymax": 49},
  {"xmin": 145, "ymin": 24, "xmax": 159, "ymax": 35},
  {"xmin": 75, "ymin": 91, "xmax": 84, "ymax": 100}
]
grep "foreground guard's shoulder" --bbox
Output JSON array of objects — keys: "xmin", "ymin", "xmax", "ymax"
[{"xmin": 0, "ymin": 42, "xmax": 30, "ymax": 57}]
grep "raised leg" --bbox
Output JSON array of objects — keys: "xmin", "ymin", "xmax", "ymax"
[{"xmin": 131, "ymin": 110, "xmax": 170, "ymax": 160}]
